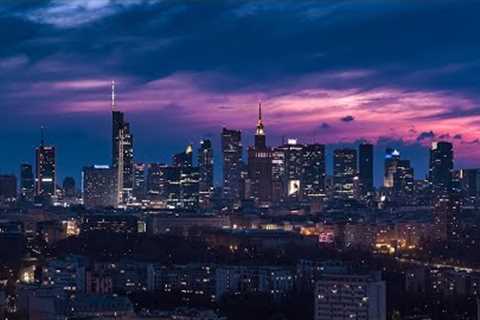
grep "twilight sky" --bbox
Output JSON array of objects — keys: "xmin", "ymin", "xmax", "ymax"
[{"xmin": 1, "ymin": 0, "xmax": 480, "ymax": 186}]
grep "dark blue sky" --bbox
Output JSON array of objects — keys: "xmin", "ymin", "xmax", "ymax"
[{"xmin": 1, "ymin": 0, "xmax": 480, "ymax": 186}]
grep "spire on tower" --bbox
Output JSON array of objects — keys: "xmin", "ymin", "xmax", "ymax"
[
  {"xmin": 255, "ymin": 101, "xmax": 265, "ymax": 136},
  {"xmin": 258, "ymin": 102, "xmax": 262, "ymax": 121},
  {"xmin": 40, "ymin": 126, "xmax": 45, "ymax": 146},
  {"xmin": 111, "ymin": 80, "xmax": 116, "ymax": 110}
]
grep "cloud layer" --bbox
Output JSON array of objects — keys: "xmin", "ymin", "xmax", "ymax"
[{"xmin": 0, "ymin": 0, "xmax": 479, "ymax": 184}]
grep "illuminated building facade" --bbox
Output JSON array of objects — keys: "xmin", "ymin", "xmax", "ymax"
[
  {"xmin": 315, "ymin": 272, "xmax": 386, "ymax": 320},
  {"xmin": 303, "ymin": 143, "xmax": 326, "ymax": 199},
  {"xmin": 222, "ymin": 127, "xmax": 243, "ymax": 205},
  {"xmin": 82, "ymin": 165, "xmax": 117, "ymax": 208},
  {"xmin": 247, "ymin": 103, "xmax": 273, "ymax": 204},
  {"xmin": 198, "ymin": 139, "xmax": 214, "ymax": 208},
  {"xmin": 35, "ymin": 134, "xmax": 56, "ymax": 197},
  {"xmin": 333, "ymin": 148, "xmax": 357, "ymax": 198},
  {"xmin": 111, "ymin": 81, "xmax": 134, "ymax": 206}
]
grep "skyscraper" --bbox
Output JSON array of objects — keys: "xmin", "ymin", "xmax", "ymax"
[
  {"xmin": 222, "ymin": 127, "xmax": 243, "ymax": 205},
  {"xmin": 20, "ymin": 163, "xmax": 34, "ymax": 202},
  {"xmin": 111, "ymin": 81, "xmax": 134, "ymax": 206},
  {"xmin": 358, "ymin": 143, "xmax": 374, "ymax": 194},
  {"xmin": 383, "ymin": 149, "xmax": 414, "ymax": 201},
  {"xmin": 303, "ymin": 143, "xmax": 326, "ymax": 199},
  {"xmin": 430, "ymin": 141, "xmax": 457, "ymax": 241},
  {"xmin": 198, "ymin": 139, "xmax": 214, "ymax": 208},
  {"xmin": 333, "ymin": 148, "xmax": 357, "ymax": 198},
  {"xmin": 82, "ymin": 165, "xmax": 117, "ymax": 208},
  {"xmin": 247, "ymin": 103, "xmax": 273, "ymax": 204},
  {"xmin": 275, "ymin": 139, "xmax": 304, "ymax": 201},
  {"xmin": 384, "ymin": 148, "xmax": 400, "ymax": 188},
  {"xmin": 429, "ymin": 141, "xmax": 453, "ymax": 192},
  {"xmin": 35, "ymin": 129, "xmax": 56, "ymax": 197},
  {"xmin": 133, "ymin": 162, "xmax": 147, "ymax": 200},
  {"xmin": 173, "ymin": 144, "xmax": 193, "ymax": 168}
]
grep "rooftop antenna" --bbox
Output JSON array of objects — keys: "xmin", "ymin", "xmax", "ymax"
[
  {"xmin": 258, "ymin": 101, "xmax": 262, "ymax": 121},
  {"xmin": 111, "ymin": 80, "xmax": 116, "ymax": 110},
  {"xmin": 40, "ymin": 126, "xmax": 45, "ymax": 146}
]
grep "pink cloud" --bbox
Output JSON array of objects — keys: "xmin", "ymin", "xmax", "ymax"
[{"xmin": 19, "ymin": 71, "xmax": 480, "ymax": 165}]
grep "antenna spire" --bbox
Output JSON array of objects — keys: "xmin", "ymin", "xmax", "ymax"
[
  {"xmin": 258, "ymin": 101, "xmax": 262, "ymax": 121},
  {"xmin": 40, "ymin": 126, "xmax": 45, "ymax": 146},
  {"xmin": 111, "ymin": 80, "xmax": 116, "ymax": 110}
]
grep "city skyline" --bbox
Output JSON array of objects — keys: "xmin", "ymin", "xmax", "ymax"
[{"xmin": 1, "ymin": 1, "xmax": 480, "ymax": 185}]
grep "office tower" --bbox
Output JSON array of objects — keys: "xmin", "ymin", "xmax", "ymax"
[
  {"xmin": 20, "ymin": 163, "xmax": 34, "ymax": 202},
  {"xmin": 111, "ymin": 81, "xmax": 134, "ymax": 205},
  {"xmin": 358, "ymin": 143, "xmax": 374, "ymax": 194},
  {"xmin": 198, "ymin": 139, "xmax": 214, "ymax": 208},
  {"xmin": 303, "ymin": 143, "xmax": 326, "ymax": 199},
  {"xmin": 222, "ymin": 128, "xmax": 243, "ymax": 205},
  {"xmin": 384, "ymin": 148, "xmax": 400, "ymax": 188},
  {"xmin": 392, "ymin": 159, "xmax": 414, "ymax": 197},
  {"xmin": 146, "ymin": 163, "xmax": 200, "ymax": 209},
  {"xmin": 458, "ymin": 169, "xmax": 480, "ymax": 201},
  {"xmin": 133, "ymin": 162, "xmax": 147, "ymax": 200},
  {"xmin": 35, "ymin": 130, "xmax": 56, "ymax": 197},
  {"xmin": 429, "ymin": 142, "xmax": 457, "ymax": 241},
  {"xmin": 383, "ymin": 149, "xmax": 414, "ymax": 200},
  {"xmin": 173, "ymin": 144, "xmax": 193, "ymax": 168},
  {"xmin": 314, "ymin": 272, "xmax": 386, "ymax": 320},
  {"xmin": 275, "ymin": 139, "xmax": 304, "ymax": 201},
  {"xmin": 82, "ymin": 165, "xmax": 117, "ymax": 208},
  {"xmin": 333, "ymin": 148, "xmax": 357, "ymax": 198},
  {"xmin": 247, "ymin": 103, "xmax": 273, "ymax": 203},
  {"xmin": 433, "ymin": 191, "xmax": 460, "ymax": 241},
  {"xmin": 0, "ymin": 175, "xmax": 17, "ymax": 202},
  {"xmin": 429, "ymin": 141, "xmax": 453, "ymax": 192},
  {"xmin": 63, "ymin": 177, "xmax": 76, "ymax": 198},
  {"xmin": 272, "ymin": 147, "xmax": 286, "ymax": 203}
]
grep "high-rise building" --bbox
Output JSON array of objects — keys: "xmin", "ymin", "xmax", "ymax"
[
  {"xmin": 314, "ymin": 271, "xmax": 386, "ymax": 320},
  {"xmin": 383, "ymin": 149, "xmax": 414, "ymax": 201},
  {"xmin": 384, "ymin": 148, "xmax": 400, "ymax": 188},
  {"xmin": 433, "ymin": 191, "xmax": 460, "ymax": 241},
  {"xmin": 82, "ymin": 165, "xmax": 117, "ymax": 208},
  {"xmin": 35, "ymin": 131, "xmax": 56, "ymax": 197},
  {"xmin": 271, "ymin": 147, "xmax": 287, "ymax": 203},
  {"xmin": 358, "ymin": 143, "xmax": 374, "ymax": 194},
  {"xmin": 429, "ymin": 141, "xmax": 453, "ymax": 192},
  {"xmin": 173, "ymin": 145, "xmax": 193, "ymax": 168},
  {"xmin": 333, "ymin": 148, "xmax": 357, "ymax": 198},
  {"xmin": 303, "ymin": 143, "xmax": 326, "ymax": 199},
  {"xmin": 458, "ymin": 168, "xmax": 480, "ymax": 201},
  {"xmin": 63, "ymin": 177, "xmax": 76, "ymax": 198},
  {"xmin": 247, "ymin": 103, "xmax": 273, "ymax": 204},
  {"xmin": 275, "ymin": 139, "xmax": 304, "ymax": 201},
  {"xmin": 0, "ymin": 175, "xmax": 17, "ymax": 202},
  {"xmin": 133, "ymin": 162, "xmax": 147, "ymax": 200},
  {"xmin": 111, "ymin": 81, "xmax": 134, "ymax": 206},
  {"xmin": 198, "ymin": 139, "xmax": 214, "ymax": 208},
  {"xmin": 429, "ymin": 142, "xmax": 457, "ymax": 241},
  {"xmin": 146, "ymin": 163, "xmax": 200, "ymax": 209},
  {"xmin": 20, "ymin": 163, "xmax": 34, "ymax": 202},
  {"xmin": 222, "ymin": 128, "xmax": 243, "ymax": 205}
]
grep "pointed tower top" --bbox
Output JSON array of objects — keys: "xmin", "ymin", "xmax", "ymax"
[
  {"xmin": 111, "ymin": 80, "xmax": 116, "ymax": 110},
  {"xmin": 258, "ymin": 101, "xmax": 262, "ymax": 121},
  {"xmin": 256, "ymin": 101, "xmax": 265, "ymax": 136}
]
